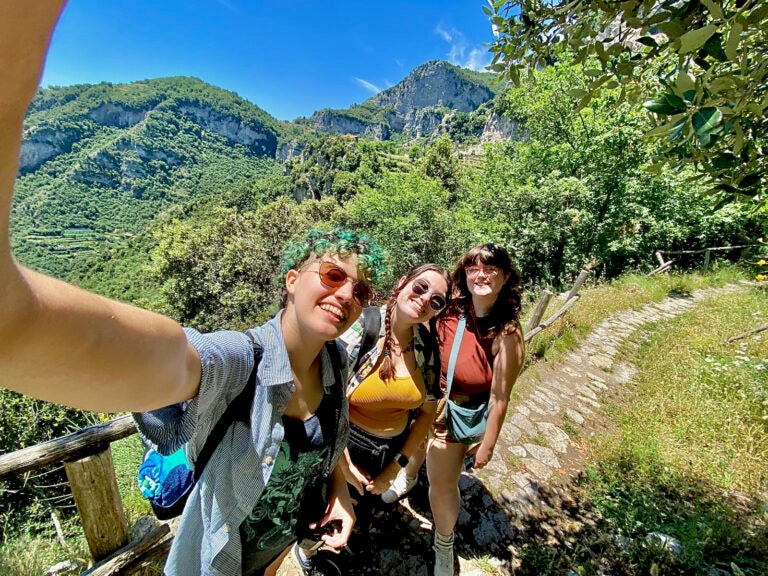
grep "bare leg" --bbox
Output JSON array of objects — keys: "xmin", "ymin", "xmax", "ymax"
[
  {"xmin": 403, "ymin": 440, "xmax": 426, "ymax": 479},
  {"xmin": 426, "ymin": 437, "xmax": 467, "ymax": 537}
]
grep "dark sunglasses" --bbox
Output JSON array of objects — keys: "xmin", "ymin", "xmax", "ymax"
[
  {"xmin": 315, "ymin": 261, "xmax": 375, "ymax": 307},
  {"xmin": 411, "ymin": 278, "xmax": 447, "ymax": 312}
]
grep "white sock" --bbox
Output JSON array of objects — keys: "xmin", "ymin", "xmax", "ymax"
[{"xmin": 434, "ymin": 531, "xmax": 454, "ymax": 548}]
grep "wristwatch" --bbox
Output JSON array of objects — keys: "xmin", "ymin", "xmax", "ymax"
[{"xmin": 395, "ymin": 452, "xmax": 409, "ymax": 468}]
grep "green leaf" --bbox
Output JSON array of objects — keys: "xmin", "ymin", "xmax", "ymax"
[
  {"xmin": 637, "ymin": 36, "xmax": 658, "ymax": 47},
  {"xmin": 733, "ymin": 122, "xmax": 745, "ymax": 155},
  {"xmin": 676, "ymin": 71, "xmax": 695, "ymax": 93},
  {"xmin": 711, "ymin": 153, "xmax": 738, "ymax": 170},
  {"xmin": 645, "ymin": 115, "xmax": 685, "ymax": 137},
  {"xmin": 725, "ymin": 22, "xmax": 743, "ymax": 61},
  {"xmin": 679, "ymin": 25, "xmax": 717, "ymax": 54},
  {"xmin": 643, "ymin": 93, "xmax": 687, "ymax": 114},
  {"xmin": 657, "ymin": 20, "xmax": 685, "ymax": 39},
  {"xmin": 701, "ymin": 33, "xmax": 727, "ymax": 62},
  {"xmin": 738, "ymin": 172, "xmax": 761, "ymax": 189},
  {"xmin": 700, "ymin": 0, "xmax": 723, "ymax": 19},
  {"xmin": 692, "ymin": 107, "xmax": 723, "ymax": 145}
]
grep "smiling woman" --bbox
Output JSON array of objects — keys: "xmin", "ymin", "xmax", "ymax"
[
  {"xmin": 426, "ymin": 243, "xmax": 525, "ymax": 576},
  {"xmin": 337, "ymin": 264, "xmax": 451, "ymax": 506}
]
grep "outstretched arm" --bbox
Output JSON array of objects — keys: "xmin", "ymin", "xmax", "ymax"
[{"xmin": 0, "ymin": 1, "xmax": 201, "ymax": 413}]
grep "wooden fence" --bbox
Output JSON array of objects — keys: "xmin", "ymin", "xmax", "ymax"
[
  {"xmin": 0, "ymin": 270, "xmax": 592, "ymax": 574},
  {"xmin": 650, "ymin": 243, "xmax": 765, "ymax": 276}
]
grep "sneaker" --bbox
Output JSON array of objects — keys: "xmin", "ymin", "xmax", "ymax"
[
  {"xmin": 381, "ymin": 468, "xmax": 417, "ymax": 503},
  {"xmin": 433, "ymin": 542, "xmax": 454, "ymax": 576}
]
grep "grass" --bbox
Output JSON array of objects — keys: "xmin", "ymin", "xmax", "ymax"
[
  {"xmin": 523, "ymin": 264, "xmax": 746, "ymax": 363},
  {"xmin": 572, "ymin": 281, "xmax": 768, "ymax": 574}
]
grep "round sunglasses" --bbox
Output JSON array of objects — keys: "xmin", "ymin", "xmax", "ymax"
[
  {"xmin": 411, "ymin": 278, "xmax": 447, "ymax": 312},
  {"xmin": 313, "ymin": 261, "xmax": 375, "ymax": 307}
]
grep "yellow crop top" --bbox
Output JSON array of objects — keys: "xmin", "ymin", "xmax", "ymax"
[{"xmin": 349, "ymin": 368, "xmax": 425, "ymax": 434}]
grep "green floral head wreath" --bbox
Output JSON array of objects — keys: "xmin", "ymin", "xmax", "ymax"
[{"xmin": 280, "ymin": 227, "xmax": 388, "ymax": 292}]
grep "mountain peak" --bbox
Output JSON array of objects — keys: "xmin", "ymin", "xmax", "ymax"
[{"xmin": 308, "ymin": 59, "xmax": 497, "ymax": 139}]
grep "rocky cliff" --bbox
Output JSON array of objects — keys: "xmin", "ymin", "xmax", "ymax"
[{"xmin": 309, "ymin": 60, "xmax": 497, "ymax": 140}]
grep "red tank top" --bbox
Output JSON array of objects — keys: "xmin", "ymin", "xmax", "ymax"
[{"xmin": 437, "ymin": 312, "xmax": 496, "ymax": 396}]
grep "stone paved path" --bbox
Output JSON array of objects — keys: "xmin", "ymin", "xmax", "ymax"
[{"xmin": 329, "ymin": 284, "xmax": 747, "ymax": 575}]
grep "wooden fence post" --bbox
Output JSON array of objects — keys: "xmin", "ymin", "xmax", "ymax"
[
  {"xmin": 527, "ymin": 289, "xmax": 553, "ymax": 331},
  {"xmin": 704, "ymin": 248, "xmax": 711, "ymax": 268},
  {"xmin": 564, "ymin": 269, "xmax": 590, "ymax": 302},
  {"xmin": 63, "ymin": 445, "xmax": 128, "ymax": 561}
]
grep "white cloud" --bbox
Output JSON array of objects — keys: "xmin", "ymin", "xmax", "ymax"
[
  {"xmin": 353, "ymin": 77, "xmax": 382, "ymax": 94},
  {"xmin": 435, "ymin": 24, "xmax": 490, "ymax": 71},
  {"xmin": 435, "ymin": 24, "xmax": 453, "ymax": 43}
]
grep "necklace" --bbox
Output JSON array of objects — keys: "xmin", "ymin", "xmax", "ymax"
[{"xmin": 390, "ymin": 339, "xmax": 415, "ymax": 355}]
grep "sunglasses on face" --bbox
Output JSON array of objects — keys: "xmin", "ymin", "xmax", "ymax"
[
  {"xmin": 314, "ymin": 261, "xmax": 375, "ymax": 307},
  {"xmin": 466, "ymin": 265, "xmax": 500, "ymax": 280},
  {"xmin": 411, "ymin": 278, "xmax": 447, "ymax": 312}
]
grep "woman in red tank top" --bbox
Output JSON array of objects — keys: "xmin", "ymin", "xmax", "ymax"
[{"xmin": 427, "ymin": 244, "xmax": 525, "ymax": 576}]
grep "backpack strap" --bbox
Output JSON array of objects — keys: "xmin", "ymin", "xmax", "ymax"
[
  {"xmin": 193, "ymin": 341, "xmax": 263, "ymax": 482},
  {"xmin": 417, "ymin": 321, "xmax": 440, "ymax": 399},
  {"xmin": 353, "ymin": 306, "xmax": 382, "ymax": 374}
]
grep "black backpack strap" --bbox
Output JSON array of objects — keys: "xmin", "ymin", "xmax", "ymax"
[
  {"xmin": 321, "ymin": 341, "xmax": 345, "ymax": 478},
  {"xmin": 420, "ymin": 318, "xmax": 441, "ymax": 400},
  {"xmin": 193, "ymin": 342, "xmax": 263, "ymax": 482},
  {"xmin": 353, "ymin": 306, "xmax": 381, "ymax": 374}
]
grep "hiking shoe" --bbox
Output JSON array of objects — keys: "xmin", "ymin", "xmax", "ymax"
[
  {"xmin": 381, "ymin": 468, "xmax": 417, "ymax": 503},
  {"xmin": 433, "ymin": 542, "xmax": 454, "ymax": 576}
]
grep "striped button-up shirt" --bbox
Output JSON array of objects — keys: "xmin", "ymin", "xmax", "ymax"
[{"xmin": 134, "ymin": 311, "xmax": 349, "ymax": 576}]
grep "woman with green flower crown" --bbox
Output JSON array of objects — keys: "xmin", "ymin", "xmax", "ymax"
[{"xmin": 0, "ymin": 4, "xmax": 388, "ymax": 575}]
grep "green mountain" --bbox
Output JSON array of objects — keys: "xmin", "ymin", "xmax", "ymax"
[
  {"xmin": 305, "ymin": 60, "xmax": 500, "ymax": 140},
  {"xmin": 12, "ymin": 77, "xmax": 285, "ymax": 278}
]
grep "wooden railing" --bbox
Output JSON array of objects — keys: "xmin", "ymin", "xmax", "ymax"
[
  {"xmin": 0, "ymin": 415, "xmax": 174, "ymax": 575},
  {"xmin": 0, "ymin": 270, "xmax": 592, "ymax": 573},
  {"xmin": 650, "ymin": 243, "xmax": 765, "ymax": 276}
]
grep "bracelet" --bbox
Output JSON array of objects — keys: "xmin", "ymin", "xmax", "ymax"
[{"xmin": 395, "ymin": 452, "xmax": 409, "ymax": 468}]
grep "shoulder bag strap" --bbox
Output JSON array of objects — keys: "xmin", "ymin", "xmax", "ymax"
[
  {"xmin": 193, "ymin": 341, "xmax": 263, "ymax": 481},
  {"xmin": 444, "ymin": 315, "xmax": 466, "ymax": 399}
]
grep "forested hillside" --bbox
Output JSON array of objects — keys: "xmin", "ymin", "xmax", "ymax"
[{"xmin": 11, "ymin": 77, "xmax": 286, "ymax": 280}]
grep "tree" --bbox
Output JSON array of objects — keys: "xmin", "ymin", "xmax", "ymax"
[
  {"xmin": 487, "ymin": 0, "xmax": 768, "ymax": 207},
  {"xmin": 150, "ymin": 196, "xmax": 341, "ymax": 331},
  {"xmin": 463, "ymin": 60, "xmax": 757, "ymax": 286}
]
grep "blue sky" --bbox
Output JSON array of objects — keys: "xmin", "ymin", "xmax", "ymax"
[{"xmin": 41, "ymin": 1, "xmax": 497, "ymax": 121}]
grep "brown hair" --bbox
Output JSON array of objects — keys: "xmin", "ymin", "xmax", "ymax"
[
  {"xmin": 378, "ymin": 263, "xmax": 451, "ymax": 381},
  {"xmin": 449, "ymin": 243, "xmax": 522, "ymax": 338}
]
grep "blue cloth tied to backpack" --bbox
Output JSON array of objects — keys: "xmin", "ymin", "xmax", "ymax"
[{"xmin": 138, "ymin": 447, "xmax": 194, "ymax": 509}]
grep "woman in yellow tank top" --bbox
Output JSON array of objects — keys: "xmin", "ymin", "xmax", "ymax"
[{"xmin": 338, "ymin": 264, "xmax": 451, "ymax": 501}]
